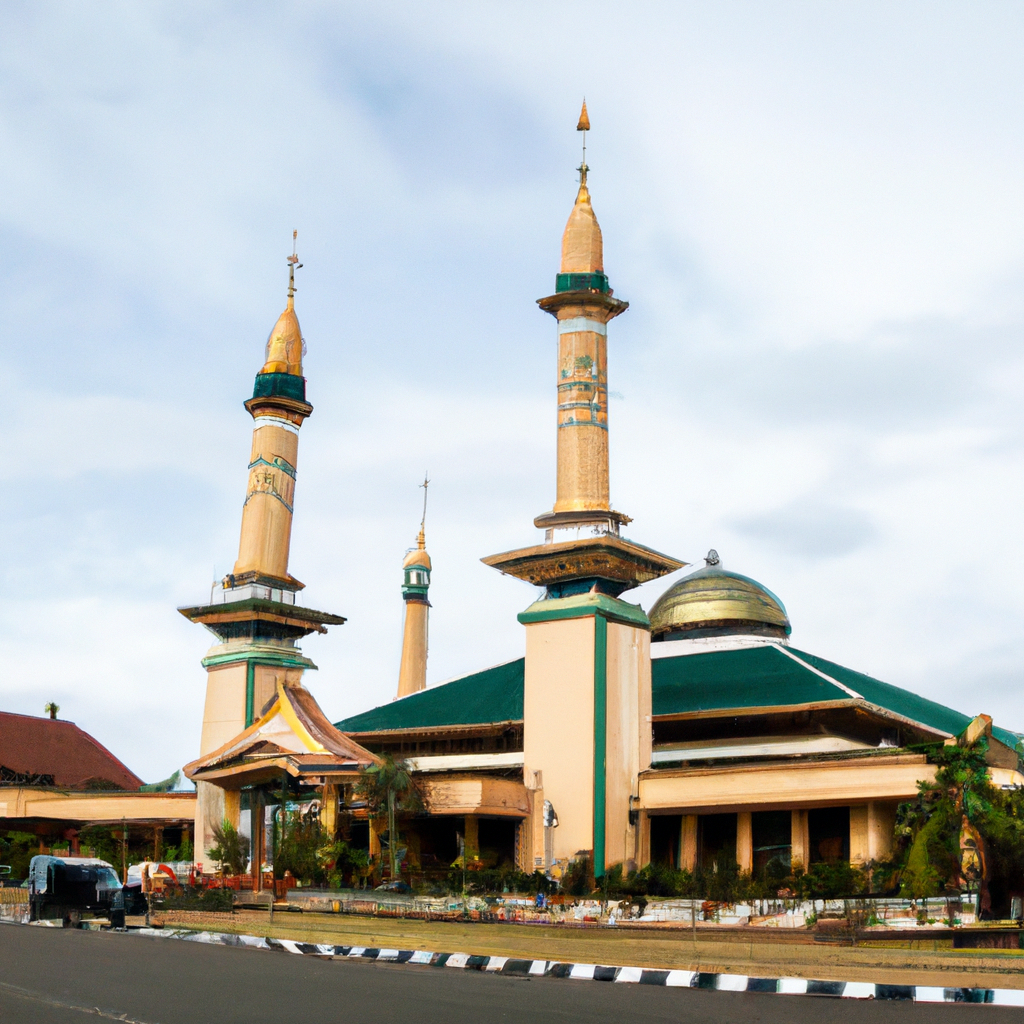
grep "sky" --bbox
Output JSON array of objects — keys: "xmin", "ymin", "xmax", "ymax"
[{"xmin": 2, "ymin": 1, "xmax": 1024, "ymax": 782}]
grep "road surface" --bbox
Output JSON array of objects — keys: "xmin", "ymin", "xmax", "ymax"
[{"xmin": 0, "ymin": 924, "xmax": 1016, "ymax": 1023}]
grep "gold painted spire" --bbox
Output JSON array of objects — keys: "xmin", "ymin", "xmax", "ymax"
[
  {"xmin": 561, "ymin": 104, "xmax": 603, "ymax": 274},
  {"xmin": 261, "ymin": 231, "xmax": 305, "ymax": 376},
  {"xmin": 576, "ymin": 99, "xmax": 590, "ymax": 132},
  {"xmin": 405, "ymin": 473, "xmax": 431, "ymax": 568}
]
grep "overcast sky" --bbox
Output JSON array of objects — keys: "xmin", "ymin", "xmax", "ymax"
[{"xmin": 2, "ymin": 1, "xmax": 1023, "ymax": 782}]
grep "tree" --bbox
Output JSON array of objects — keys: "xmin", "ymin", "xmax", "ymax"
[
  {"xmin": 356, "ymin": 754, "xmax": 420, "ymax": 880},
  {"xmin": 896, "ymin": 731, "xmax": 999, "ymax": 912},
  {"xmin": 208, "ymin": 820, "xmax": 249, "ymax": 876}
]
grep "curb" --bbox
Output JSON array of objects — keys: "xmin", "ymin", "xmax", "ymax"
[{"xmin": 123, "ymin": 926, "xmax": 1024, "ymax": 1005}]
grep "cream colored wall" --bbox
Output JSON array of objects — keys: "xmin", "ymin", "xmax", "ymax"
[
  {"xmin": 0, "ymin": 788, "xmax": 195, "ymax": 824},
  {"xmin": 640, "ymin": 754, "xmax": 934, "ymax": 814},
  {"xmin": 252, "ymin": 664, "xmax": 304, "ymax": 719},
  {"xmin": 199, "ymin": 663, "xmax": 247, "ymax": 757},
  {"xmin": 419, "ymin": 776, "xmax": 530, "ymax": 817},
  {"xmin": 523, "ymin": 616, "xmax": 595, "ymax": 868},
  {"xmin": 604, "ymin": 622, "xmax": 648, "ymax": 870}
]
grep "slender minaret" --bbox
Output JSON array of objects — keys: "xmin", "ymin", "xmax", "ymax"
[
  {"xmin": 483, "ymin": 105, "xmax": 683, "ymax": 598},
  {"xmin": 483, "ymin": 106, "xmax": 683, "ymax": 882},
  {"xmin": 180, "ymin": 235, "xmax": 346, "ymax": 863},
  {"xmin": 231, "ymin": 240, "xmax": 307, "ymax": 584},
  {"xmin": 396, "ymin": 476, "xmax": 432, "ymax": 699}
]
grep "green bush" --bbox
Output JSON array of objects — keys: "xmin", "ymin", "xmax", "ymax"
[{"xmin": 157, "ymin": 886, "xmax": 234, "ymax": 912}]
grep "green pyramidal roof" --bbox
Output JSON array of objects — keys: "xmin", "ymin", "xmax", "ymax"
[
  {"xmin": 651, "ymin": 644, "xmax": 1019, "ymax": 746},
  {"xmin": 334, "ymin": 644, "xmax": 1019, "ymax": 750},
  {"xmin": 335, "ymin": 659, "xmax": 524, "ymax": 733}
]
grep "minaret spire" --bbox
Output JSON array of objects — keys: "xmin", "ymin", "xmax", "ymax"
[
  {"xmin": 417, "ymin": 472, "xmax": 429, "ymax": 550},
  {"xmin": 576, "ymin": 98, "xmax": 590, "ymax": 188},
  {"xmin": 397, "ymin": 477, "xmax": 433, "ymax": 699}
]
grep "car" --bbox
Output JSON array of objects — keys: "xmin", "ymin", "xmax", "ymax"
[{"xmin": 28, "ymin": 855, "xmax": 121, "ymax": 924}]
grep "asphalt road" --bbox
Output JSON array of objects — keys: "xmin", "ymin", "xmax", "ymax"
[{"xmin": 0, "ymin": 924, "xmax": 1018, "ymax": 1024}]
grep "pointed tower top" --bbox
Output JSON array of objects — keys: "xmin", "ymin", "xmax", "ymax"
[
  {"xmin": 404, "ymin": 474, "xmax": 432, "ymax": 569},
  {"xmin": 261, "ymin": 231, "xmax": 304, "ymax": 376},
  {"xmin": 576, "ymin": 99, "xmax": 590, "ymax": 132},
  {"xmin": 561, "ymin": 105, "xmax": 603, "ymax": 275}
]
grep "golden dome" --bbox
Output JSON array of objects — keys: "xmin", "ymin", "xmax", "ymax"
[
  {"xmin": 261, "ymin": 294, "xmax": 304, "ymax": 376},
  {"xmin": 403, "ymin": 525, "xmax": 431, "ymax": 569},
  {"xmin": 649, "ymin": 551, "xmax": 791, "ymax": 640},
  {"xmin": 560, "ymin": 181, "xmax": 604, "ymax": 274},
  {"xmin": 403, "ymin": 547, "xmax": 431, "ymax": 570}
]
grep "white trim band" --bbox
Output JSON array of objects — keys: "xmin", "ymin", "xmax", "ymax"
[
  {"xmin": 253, "ymin": 415, "xmax": 300, "ymax": 436},
  {"xmin": 558, "ymin": 317, "xmax": 606, "ymax": 336}
]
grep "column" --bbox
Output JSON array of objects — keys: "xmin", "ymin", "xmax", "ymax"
[
  {"xmin": 319, "ymin": 782, "xmax": 339, "ymax": 838},
  {"xmin": 791, "ymin": 809, "xmax": 809, "ymax": 870},
  {"xmin": 680, "ymin": 815, "xmax": 698, "ymax": 872},
  {"xmin": 849, "ymin": 805, "xmax": 869, "ymax": 864},
  {"xmin": 867, "ymin": 801, "xmax": 897, "ymax": 862},
  {"xmin": 736, "ymin": 812, "xmax": 753, "ymax": 875},
  {"xmin": 464, "ymin": 815, "xmax": 480, "ymax": 864}
]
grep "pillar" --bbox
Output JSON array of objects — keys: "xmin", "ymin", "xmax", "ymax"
[
  {"xmin": 153, "ymin": 826, "xmax": 163, "ymax": 863},
  {"xmin": 464, "ymin": 815, "xmax": 480, "ymax": 863},
  {"xmin": 850, "ymin": 805, "xmax": 869, "ymax": 865},
  {"xmin": 791, "ymin": 809, "xmax": 810, "ymax": 871},
  {"xmin": 680, "ymin": 815, "xmax": 698, "ymax": 872},
  {"xmin": 320, "ymin": 782, "xmax": 339, "ymax": 839},
  {"xmin": 737, "ymin": 812, "xmax": 753, "ymax": 875},
  {"xmin": 521, "ymin": 595, "xmax": 651, "ymax": 877},
  {"xmin": 867, "ymin": 801, "xmax": 897, "ymax": 862}
]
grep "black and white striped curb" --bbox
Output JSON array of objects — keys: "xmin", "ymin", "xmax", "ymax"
[{"xmin": 131, "ymin": 927, "xmax": 1024, "ymax": 1006}]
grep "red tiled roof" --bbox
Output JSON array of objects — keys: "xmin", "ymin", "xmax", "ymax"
[{"xmin": 0, "ymin": 712, "xmax": 143, "ymax": 791}]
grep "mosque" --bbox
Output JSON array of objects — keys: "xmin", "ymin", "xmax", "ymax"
[{"xmin": 183, "ymin": 107, "xmax": 1023, "ymax": 884}]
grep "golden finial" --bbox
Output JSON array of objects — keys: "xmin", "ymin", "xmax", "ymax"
[
  {"xmin": 261, "ymin": 232, "xmax": 305, "ymax": 375},
  {"xmin": 417, "ymin": 473, "xmax": 429, "ymax": 550},
  {"xmin": 287, "ymin": 229, "xmax": 302, "ymax": 305},
  {"xmin": 576, "ymin": 99, "xmax": 590, "ymax": 187}
]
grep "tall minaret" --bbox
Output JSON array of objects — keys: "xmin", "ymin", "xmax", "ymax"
[
  {"xmin": 231, "ymin": 240, "xmax": 307, "ymax": 584},
  {"xmin": 180, "ymin": 236, "xmax": 346, "ymax": 863},
  {"xmin": 483, "ymin": 105, "xmax": 683, "ymax": 598},
  {"xmin": 396, "ymin": 477, "xmax": 432, "ymax": 699},
  {"xmin": 483, "ymin": 106, "xmax": 683, "ymax": 882}
]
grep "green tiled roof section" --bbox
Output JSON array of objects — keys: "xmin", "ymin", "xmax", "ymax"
[
  {"xmin": 791, "ymin": 648, "xmax": 1020, "ymax": 748},
  {"xmin": 651, "ymin": 643, "xmax": 1018, "ymax": 746},
  {"xmin": 335, "ymin": 658, "xmax": 525, "ymax": 733},
  {"xmin": 651, "ymin": 646, "xmax": 844, "ymax": 716}
]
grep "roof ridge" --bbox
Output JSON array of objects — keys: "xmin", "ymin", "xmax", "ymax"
[{"xmin": 772, "ymin": 645, "xmax": 863, "ymax": 700}]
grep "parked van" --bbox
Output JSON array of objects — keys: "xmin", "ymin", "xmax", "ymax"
[{"xmin": 28, "ymin": 855, "xmax": 121, "ymax": 924}]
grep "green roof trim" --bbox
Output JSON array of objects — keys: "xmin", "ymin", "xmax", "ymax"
[
  {"xmin": 335, "ymin": 658, "xmax": 524, "ymax": 734},
  {"xmin": 518, "ymin": 593, "xmax": 650, "ymax": 629}
]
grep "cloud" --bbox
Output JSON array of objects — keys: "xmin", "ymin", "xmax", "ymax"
[{"xmin": 2, "ymin": 1, "xmax": 1024, "ymax": 779}]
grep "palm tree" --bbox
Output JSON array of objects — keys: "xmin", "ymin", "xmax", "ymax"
[{"xmin": 357, "ymin": 754, "xmax": 419, "ymax": 880}]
